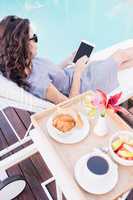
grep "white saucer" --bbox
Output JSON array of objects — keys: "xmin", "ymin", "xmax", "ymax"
[
  {"xmin": 74, "ymin": 153, "xmax": 118, "ymax": 195},
  {"xmin": 46, "ymin": 113, "xmax": 90, "ymax": 144}
]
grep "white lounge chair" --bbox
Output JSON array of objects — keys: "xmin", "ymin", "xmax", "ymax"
[{"xmin": 0, "ymin": 39, "xmax": 133, "ymax": 200}]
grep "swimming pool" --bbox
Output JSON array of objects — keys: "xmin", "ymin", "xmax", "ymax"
[{"xmin": 0, "ymin": 0, "xmax": 133, "ymax": 63}]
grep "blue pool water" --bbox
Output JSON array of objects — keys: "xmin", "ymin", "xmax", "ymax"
[{"xmin": 0, "ymin": 0, "xmax": 133, "ymax": 63}]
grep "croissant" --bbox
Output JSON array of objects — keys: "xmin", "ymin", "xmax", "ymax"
[{"xmin": 53, "ymin": 114, "xmax": 76, "ymax": 133}]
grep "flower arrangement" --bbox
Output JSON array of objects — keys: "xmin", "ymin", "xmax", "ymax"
[{"xmin": 83, "ymin": 90, "xmax": 126, "ymax": 118}]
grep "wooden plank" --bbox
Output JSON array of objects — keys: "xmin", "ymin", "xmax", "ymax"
[
  {"xmin": 0, "ymin": 111, "xmax": 18, "ymax": 144},
  {"xmin": 0, "ymin": 128, "xmax": 9, "ymax": 152},
  {"xmin": 14, "ymin": 108, "xmax": 31, "ymax": 129},
  {"xmin": 46, "ymin": 181, "xmax": 57, "ymax": 200},
  {"xmin": 3, "ymin": 107, "xmax": 27, "ymax": 139},
  {"xmin": 30, "ymin": 153, "xmax": 52, "ymax": 182},
  {"xmin": 18, "ymin": 159, "xmax": 48, "ymax": 200},
  {"xmin": 117, "ymin": 111, "xmax": 133, "ymax": 128},
  {"xmin": 31, "ymin": 152, "xmax": 56, "ymax": 200},
  {"xmin": 2, "ymin": 108, "xmax": 33, "ymax": 147}
]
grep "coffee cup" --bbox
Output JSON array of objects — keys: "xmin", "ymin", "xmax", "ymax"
[
  {"xmin": 83, "ymin": 149, "xmax": 118, "ymax": 186},
  {"xmin": 74, "ymin": 149, "xmax": 118, "ymax": 194}
]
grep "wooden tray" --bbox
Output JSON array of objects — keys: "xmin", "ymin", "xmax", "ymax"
[{"xmin": 31, "ymin": 91, "xmax": 133, "ymax": 200}]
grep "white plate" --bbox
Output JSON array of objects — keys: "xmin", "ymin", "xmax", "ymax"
[
  {"xmin": 46, "ymin": 112, "xmax": 90, "ymax": 144},
  {"xmin": 74, "ymin": 154, "xmax": 118, "ymax": 195}
]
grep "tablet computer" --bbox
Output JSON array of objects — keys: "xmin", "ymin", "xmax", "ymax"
[{"xmin": 73, "ymin": 40, "xmax": 95, "ymax": 63}]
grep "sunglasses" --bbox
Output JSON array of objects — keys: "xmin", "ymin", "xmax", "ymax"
[{"xmin": 29, "ymin": 34, "xmax": 38, "ymax": 43}]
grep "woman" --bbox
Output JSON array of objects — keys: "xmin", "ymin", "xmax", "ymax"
[{"xmin": 0, "ymin": 15, "xmax": 133, "ymax": 104}]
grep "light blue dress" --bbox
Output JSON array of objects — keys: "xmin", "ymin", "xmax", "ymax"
[{"xmin": 27, "ymin": 57, "xmax": 118, "ymax": 99}]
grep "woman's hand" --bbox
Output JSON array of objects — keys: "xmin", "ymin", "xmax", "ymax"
[
  {"xmin": 69, "ymin": 55, "xmax": 89, "ymax": 98},
  {"xmin": 75, "ymin": 55, "xmax": 89, "ymax": 75}
]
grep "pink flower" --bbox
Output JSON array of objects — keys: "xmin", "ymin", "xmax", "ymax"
[{"xmin": 96, "ymin": 89, "xmax": 127, "ymax": 114}]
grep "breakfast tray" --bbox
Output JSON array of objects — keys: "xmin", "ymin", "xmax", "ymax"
[{"xmin": 31, "ymin": 91, "xmax": 133, "ymax": 200}]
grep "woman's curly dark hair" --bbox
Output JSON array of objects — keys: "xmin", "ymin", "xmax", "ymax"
[{"xmin": 0, "ymin": 15, "xmax": 32, "ymax": 90}]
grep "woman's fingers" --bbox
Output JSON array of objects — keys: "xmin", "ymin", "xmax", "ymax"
[
  {"xmin": 76, "ymin": 55, "xmax": 89, "ymax": 65},
  {"xmin": 82, "ymin": 55, "xmax": 89, "ymax": 64},
  {"xmin": 75, "ymin": 55, "xmax": 89, "ymax": 74}
]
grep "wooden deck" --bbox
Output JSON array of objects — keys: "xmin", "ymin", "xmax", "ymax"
[
  {"xmin": 0, "ymin": 106, "xmax": 132, "ymax": 200},
  {"xmin": 0, "ymin": 107, "xmax": 59, "ymax": 200}
]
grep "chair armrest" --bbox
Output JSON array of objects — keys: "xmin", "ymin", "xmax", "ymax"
[{"xmin": 0, "ymin": 96, "xmax": 54, "ymax": 113}]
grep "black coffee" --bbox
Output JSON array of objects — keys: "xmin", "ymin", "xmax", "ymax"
[{"xmin": 87, "ymin": 156, "xmax": 109, "ymax": 175}]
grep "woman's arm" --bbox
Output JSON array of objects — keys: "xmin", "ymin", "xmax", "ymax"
[
  {"xmin": 46, "ymin": 83, "xmax": 68, "ymax": 104},
  {"xmin": 69, "ymin": 71, "xmax": 81, "ymax": 97},
  {"xmin": 112, "ymin": 48, "xmax": 133, "ymax": 70},
  {"xmin": 46, "ymin": 56, "xmax": 89, "ymax": 104},
  {"xmin": 69, "ymin": 56, "xmax": 89, "ymax": 97},
  {"xmin": 120, "ymin": 60, "xmax": 133, "ymax": 70}
]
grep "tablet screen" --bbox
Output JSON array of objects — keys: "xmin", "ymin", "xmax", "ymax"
[{"xmin": 73, "ymin": 41, "xmax": 94, "ymax": 63}]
